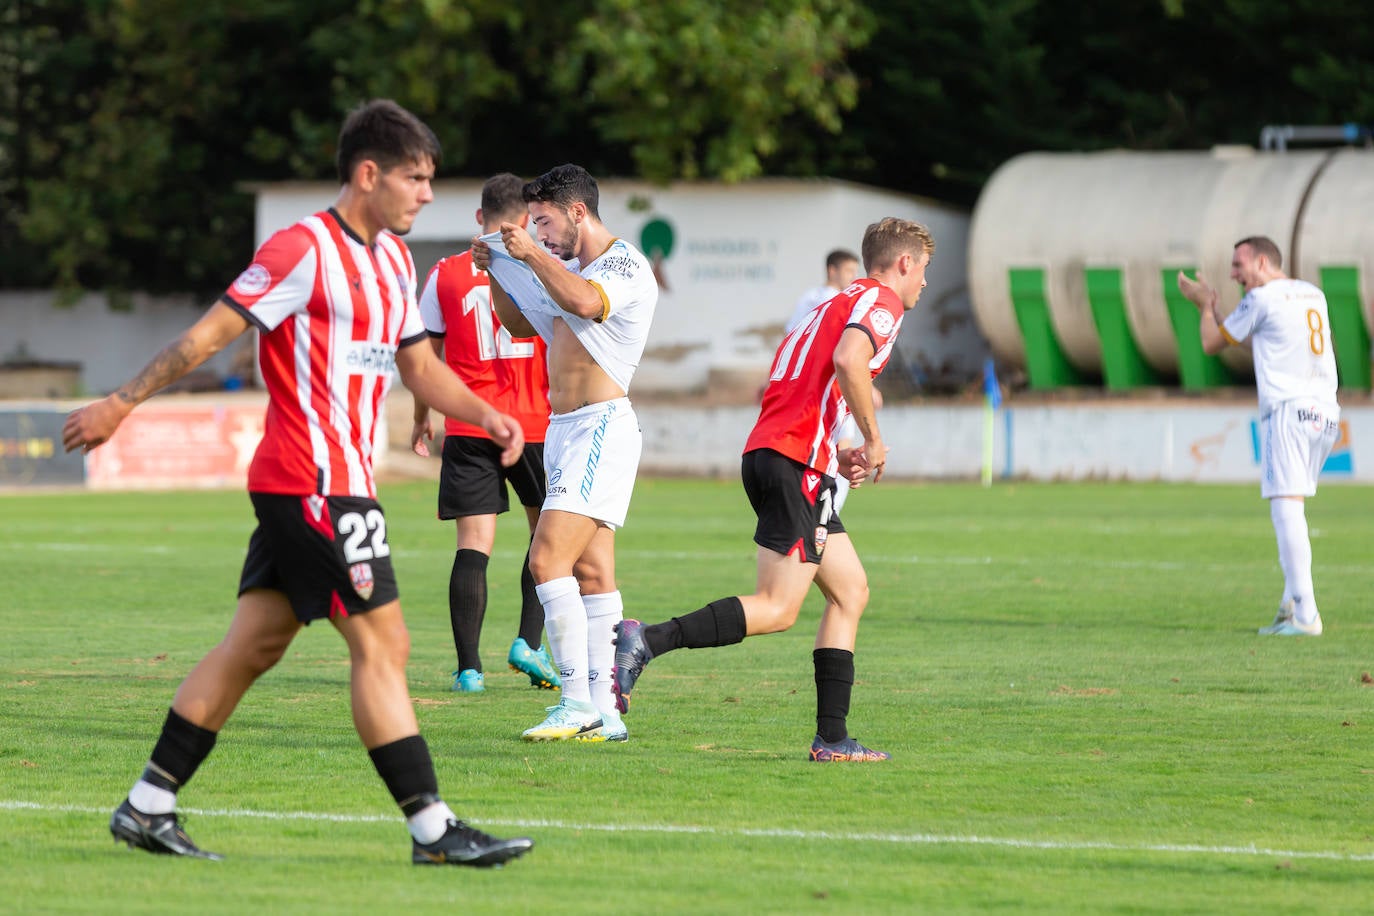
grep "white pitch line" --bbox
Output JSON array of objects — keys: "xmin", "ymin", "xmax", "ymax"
[
  {"xmin": 10, "ymin": 541, "xmax": 1374, "ymax": 577},
  {"xmin": 4, "ymin": 800, "xmax": 1372, "ymax": 863}
]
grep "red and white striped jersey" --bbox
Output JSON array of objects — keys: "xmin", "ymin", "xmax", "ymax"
[
  {"xmin": 419, "ymin": 251, "xmax": 550, "ymax": 442},
  {"xmin": 221, "ymin": 208, "xmax": 427, "ymax": 498},
  {"xmin": 745, "ymin": 278, "xmax": 904, "ymax": 477}
]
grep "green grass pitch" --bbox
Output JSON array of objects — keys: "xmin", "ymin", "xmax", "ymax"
[{"xmin": 3, "ymin": 478, "xmax": 1373, "ymax": 913}]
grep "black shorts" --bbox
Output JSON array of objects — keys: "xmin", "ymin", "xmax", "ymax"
[
  {"xmin": 437, "ymin": 437, "xmax": 546, "ymax": 519},
  {"xmin": 741, "ymin": 448, "xmax": 845, "ymax": 565},
  {"xmin": 240, "ymin": 493, "xmax": 400, "ymax": 623}
]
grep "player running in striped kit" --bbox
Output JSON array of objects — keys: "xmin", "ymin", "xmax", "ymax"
[{"xmin": 613, "ymin": 217, "xmax": 935, "ymax": 761}]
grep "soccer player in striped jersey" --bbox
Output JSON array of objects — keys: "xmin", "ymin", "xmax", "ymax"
[
  {"xmin": 612, "ymin": 217, "xmax": 934, "ymax": 762},
  {"xmin": 784, "ymin": 248, "xmax": 873, "ymax": 514},
  {"xmin": 63, "ymin": 99, "xmax": 533, "ymax": 866},
  {"xmin": 1177, "ymin": 236, "xmax": 1340, "ymax": 636},
  {"xmin": 410, "ymin": 173, "xmax": 559, "ymax": 694}
]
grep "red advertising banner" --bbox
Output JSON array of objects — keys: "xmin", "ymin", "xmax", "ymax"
[{"xmin": 85, "ymin": 399, "xmax": 266, "ymax": 490}]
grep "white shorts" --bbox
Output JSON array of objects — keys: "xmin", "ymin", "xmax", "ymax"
[
  {"xmin": 1259, "ymin": 399, "xmax": 1340, "ymax": 499},
  {"xmin": 543, "ymin": 398, "xmax": 641, "ymax": 528},
  {"xmin": 831, "ymin": 416, "xmax": 859, "ymax": 509}
]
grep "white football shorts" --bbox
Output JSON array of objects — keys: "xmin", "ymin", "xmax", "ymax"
[
  {"xmin": 542, "ymin": 397, "xmax": 641, "ymax": 528},
  {"xmin": 1259, "ymin": 399, "xmax": 1341, "ymax": 499}
]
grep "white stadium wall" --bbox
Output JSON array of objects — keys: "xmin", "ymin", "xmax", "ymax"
[
  {"xmin": 248, "ymin": 177, "xmax": 984, "ymax": 396},
  {"xmin": 636, "ymin": 400, "xmax": 1371, "ymax": 485},
  {"xmin": 0, "ymin": 178, "xmax": 982, "ymax": 402},
  {"xmin": 0, "ymin": 291, "xmax": 244, "ymax": 395}
]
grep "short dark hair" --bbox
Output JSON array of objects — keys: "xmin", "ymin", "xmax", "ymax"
[
  {"xmin": 826, "ymin": 249, "xmax": 859, "ymax": 270},
  {"xmin": 481, "ymin": 172, "xmax": 527, "ymax": 222},
  {"xmin": 523, "ymin": 164, "xmax": 601, "ymax": 220},
  {"xmin": 1235, "ymin": 235, "xmax": 1282, "ymax": 269},
  {"xmin": 335, "ymin": 99, "xmax": 441, "ymax": 185},
  {"xmin": 861, "ymin": 218, "xmax": 934, "ymax": 273}
]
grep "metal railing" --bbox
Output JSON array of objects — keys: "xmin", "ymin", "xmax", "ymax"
[{"xmin": 1259, "ymin": 123, "xmax": 1373, "ymax": 152}]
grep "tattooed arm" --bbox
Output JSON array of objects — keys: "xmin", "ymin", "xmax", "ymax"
[{"xmin": 63, "ymin": 301, "xmax": 250, "ymax": 453}]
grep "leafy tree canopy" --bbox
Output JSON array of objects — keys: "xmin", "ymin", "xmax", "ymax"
[{"xmin": 2, "ymin": 0, "xmax": 1370, "ymax": 299}]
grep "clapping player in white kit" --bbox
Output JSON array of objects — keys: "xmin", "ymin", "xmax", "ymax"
[{"xmin": 1177, "ymin": 235, "xmax": 1340, "ymax": 636}]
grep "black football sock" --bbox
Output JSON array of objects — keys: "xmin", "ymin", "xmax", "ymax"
[
  {"xmin": 644, "ymin": 597, "xmax": 747, "ymax": 656},
  {"xmin": 813, "ymin": 648, "xmax": 854, "ymax": 743},
  {"xmin": 143, "ymin": 706, "xmax": 218, "ymax": 792},
  {"xmin": 368, "ymin": 734, "xmax": 441, "ymax": 815},
  {"xmin": 450, "ymin": 549, "xmax": 489, "ymax": 671},
  {"xmin": 516, "ymin": 546, "xmax": 544, "ymax": 648}
]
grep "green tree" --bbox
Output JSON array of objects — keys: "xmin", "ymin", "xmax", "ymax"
[
  {"xmin": 547, "ymin": 0, "xmax": 873, "ymax": 182},
  {"xmin": 5, "ymin": 0, "xmax": 348, "ymax": 299},
  {"xmin": 8, "ymin": 0, "xmax": 1371, "ymax": 298},
  {"xmin": 1, "ymin": 0, "xmax": 872, "ymax": 298},
  {"xmin": 834, "ymin": 0, "xmax": 1374, "ymax": 205}
]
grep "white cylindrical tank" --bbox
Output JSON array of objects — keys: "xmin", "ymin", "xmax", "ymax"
[
  {"xmin": 1295, "ymin": 148, "xmax": 1374, "ymax": 328},
  {"xmin": 969, "ymin": 148, "xmax": 1341, "ymax": 379}
]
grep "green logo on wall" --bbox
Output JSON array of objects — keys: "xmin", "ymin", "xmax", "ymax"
[
  {"xmin": 640, "ymin": 218, "xmax": 675, "ymax": 290},
  {"xmin": 641, "ymin": 218, "xmax": 674, "ymax": 260}
]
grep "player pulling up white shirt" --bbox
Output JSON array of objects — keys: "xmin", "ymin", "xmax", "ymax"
[
  {"xmin": 482, "ymin": 230, "xmax": 656, "ymax": 527},
  {"xmin": 475, "ymin": 178, "xmax": 658, "ymax": 743}
]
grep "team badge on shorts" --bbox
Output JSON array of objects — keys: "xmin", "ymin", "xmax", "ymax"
[
  {"xmin": 349, "ymin": 562, "xmax": 375, "ymax": 600},
  {"xmin": 814, "ymin": 525, "xmax": 828, "ymax": 556}
]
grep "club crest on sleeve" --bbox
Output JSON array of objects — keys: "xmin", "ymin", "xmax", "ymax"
[
  {"xmin": 870, "ymin": 307, "xmax": 896, "ymax": 337},
  {"xmin": 231, "ymin": 264, "xmax": 271, "ymax": 297},
  {"xmin": 349, "ymin": 562, "xmax": 375, "ymax": 600}
]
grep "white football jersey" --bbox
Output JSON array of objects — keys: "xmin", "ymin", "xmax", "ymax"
[
  {"xmin": 785, "ymin": 285, "xmax": 840, "ymax": 334},
  {"xmin": 482, "ymin": 234, "xmax": 658, "ymax": 393},
  {"xmin": 1222, "ymin": 278, "xmax": 1338, "ymax": 416}
]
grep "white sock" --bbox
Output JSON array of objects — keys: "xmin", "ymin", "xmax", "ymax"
[
  {"xmin": 583, "ymin": 591, "xmax": 624, "ymax": 718},
  {"xmin": 833, "ymin": 478, "xmax": 851, "ymax": 514},
  {"xmin": 1271, "ymin": 498, "xmax": 1318, "ymax": 624},
  {"xmin": 537, "ymin": 577, "xmax": 590, "ymax": 703},
  {"xmin": 128, "ymin": 778, "xmax": 176, "ymax": 815},
  {"xmin": 407, "ymin": 799, "xmax": 456, "ymax": 844}
]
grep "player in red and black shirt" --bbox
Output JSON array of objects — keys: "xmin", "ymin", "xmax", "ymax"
[
  {"xmin": 410, "ymin": 174, "xmax": 559, "ymax": 694},
  {"xmin": 612, "ymin": 217, "xmax": 935, "ymax": 762},
  {"xmin": 64, "ymin": 100, "xmax": 533, "ymax": 866}
]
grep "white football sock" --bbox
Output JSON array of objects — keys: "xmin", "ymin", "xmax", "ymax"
[
  {"xmin": 583, "ymin": 590, "xmax": 624, "ymax": 718},
  {"xmin": 537, "ymin": 577, "xmax": 590, "ymax": 703},
  {"xmin": 407, "ymin": 799, "xmax": 457, "ymax": 844},
  {"xmin": 833, "ymin": 478, "xmax": 851, "ymax": 514},
  {"xmin": 128, "ymin": 778, "xmax": 176, "ymax": 815},
  {"xmin": 1271, "ymin": 498, "xmax": 1318, "ymax": 625}
]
